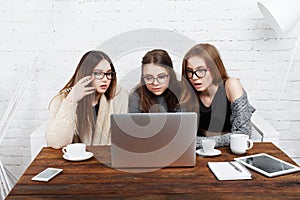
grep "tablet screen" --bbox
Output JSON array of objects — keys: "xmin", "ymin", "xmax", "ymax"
[
  {"xmin": 235, "ymin": 153, "xmax": 300, "ymax": 177},
  {"xmin": 239, "ymin": 155, "xmax": 293, "ymax": 173}
]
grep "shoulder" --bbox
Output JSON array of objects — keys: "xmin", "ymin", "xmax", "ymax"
[
  {"xmin": 114, "ymin": 85, "xmax": 129, "ymax": 99},
  {"xmin": 49, "ymin": 93, "xmax": 64, "ymax": 108},
  {"xmin": 129, "ymin": 86, "xmax": 142, "ymax": 100},
  {"xmin": 224, "ymin": 78, "xmax": 244, "ymax": 103}
]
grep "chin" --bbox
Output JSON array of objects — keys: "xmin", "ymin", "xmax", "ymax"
[
  {"xmin": 196, "ymin": 88, "xmax": 205, "ymax": 92},
  {"xmin": 152, "ymin": 91, "xmax": 163, "ymax": 96},
  {"xmin": 97, "ymin": 89, "xmax": 107, "ymax": 94}
]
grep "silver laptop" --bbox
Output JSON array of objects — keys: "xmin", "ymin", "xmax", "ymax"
[{"xmin": 110, "ymin": 112, "xmax": 197, "ymax": 168}]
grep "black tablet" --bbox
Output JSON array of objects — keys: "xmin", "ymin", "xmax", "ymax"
[{"xmin": 234, "ymin": 153, "xmax": 300, "ymax": 177}]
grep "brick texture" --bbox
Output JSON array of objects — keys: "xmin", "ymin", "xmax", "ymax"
[{"xmin": 0, "ymin": 0, "xmax": 299, "ymax": 178}]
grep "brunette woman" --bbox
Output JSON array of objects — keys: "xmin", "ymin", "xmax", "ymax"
[{"xmin": 46, "ymin": 51, "xmax": 128, "ymax": 149}]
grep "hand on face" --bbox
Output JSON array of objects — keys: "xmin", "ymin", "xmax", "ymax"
[{"xmin": 66, "ymin": 76, "xmax": 96, "ymax": 103}]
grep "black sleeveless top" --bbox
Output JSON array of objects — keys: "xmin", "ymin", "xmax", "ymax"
[
  {"xmin": 93, "ymin": 101, "xmax": 100, "ymax": 118},
  {"xmin": 198, "ymin": 83, "xmax": 232, "ymax": 136}
]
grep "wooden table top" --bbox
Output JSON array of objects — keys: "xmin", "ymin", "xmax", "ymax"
[{"xmin": 7, "ymin": 143, "xmax": 300, "ymax": 199}]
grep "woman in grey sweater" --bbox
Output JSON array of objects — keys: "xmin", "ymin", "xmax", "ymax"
[{"xmin": 182, "ymin": 43, "xmax": 255, "ymax": 148}]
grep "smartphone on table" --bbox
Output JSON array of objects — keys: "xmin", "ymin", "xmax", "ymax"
[{"xmin": 31, "ymin": 167, "xmax": 63, "ymax": 182}]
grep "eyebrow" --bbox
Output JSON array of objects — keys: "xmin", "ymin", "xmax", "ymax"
[
  {"xmin": 143, "ymin": 73, "xmax": 168, "ymax": 77},
  {"xmin": 93, "ymin": 69, "xmax": 112, "ymax": 72},
  {"xmin": 187, "ymin": 65, "xmax": 206, "ymax": 70}
]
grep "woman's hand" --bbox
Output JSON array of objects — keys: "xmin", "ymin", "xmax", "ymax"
[{"xmin": 66, "ymin": 76, "xmax": 95, "ymax": 103}]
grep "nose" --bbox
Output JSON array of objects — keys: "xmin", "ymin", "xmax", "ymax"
[
  {"xmin": 102, "ymin": 75, "xmax": 109, "ymax": 81},
  {"xmin": 192, "ymin": 73, "xmax": 199, "ymax": 80},
  {"xmin": 152, "ymin": 78, "xmax": 159, "ymax": 85}
]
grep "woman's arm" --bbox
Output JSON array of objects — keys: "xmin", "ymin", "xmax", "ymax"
[
  {"xmin": 46, "ymin": 76, "xmax": 96, "ymax": 149},
  {"xmin": 196, "ymin": 133, "xmax": 231, "ymax": 148},
  {"xmin": 45, "ymin": 94, "xmax": 78, "ymax": 149}
]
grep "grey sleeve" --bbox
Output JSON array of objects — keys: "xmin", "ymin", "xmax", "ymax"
[
  {"xmin": 128, "ymin": 90, "xmax": 142, "ymax": 113},
  {"xmin": 196, "ymin": 90, "xmax": 255, "ymax": 148},
  {"xmin": 196, "ymin": 133, "xmax": 231, "ymax": 149}
]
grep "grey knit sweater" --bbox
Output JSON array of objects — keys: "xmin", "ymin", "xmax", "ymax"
[{"xmin": 196, "ymin": 90, "xmax": 255, "ymax": 148}]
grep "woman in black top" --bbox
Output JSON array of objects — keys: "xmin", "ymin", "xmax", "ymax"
[{"xmin": 182, "ymin": 43, "xmax": 255, "ymax": 148}]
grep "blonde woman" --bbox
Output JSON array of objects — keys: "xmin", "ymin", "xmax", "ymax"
[{"xmin": 182, "ymin": 44, "xmax": 255, "ymax": 148}]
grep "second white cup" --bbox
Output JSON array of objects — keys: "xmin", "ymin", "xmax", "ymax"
[
  {"xmin": 230, "ymin": 134, "xmax": 253, "ymax": 155},
  {"xmin": 62, "ymin": 143, "xmax": 86, "ymax": 158},
  {"xmin": 202, "ymin": 139, "xmax": 216, "ymax": 154}
]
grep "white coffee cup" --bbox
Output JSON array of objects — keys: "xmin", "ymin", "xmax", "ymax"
[
  {"xmin": 202, "ymin": 139, "xmax": 216, "ymax": 154},
  {"xmin": 230, "ymin": 134, "xmax": 253, "ymax": 155},
  {"xmin": 62, "ymin": 143, "xmax": 86, "ymax": 158}
]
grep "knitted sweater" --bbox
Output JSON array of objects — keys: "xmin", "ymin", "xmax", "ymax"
[
  {"xmin": 196, "ymin": 90, "xmax": 255, "ymax": 148},
  {"xmin": 46, "ymin": 86, "xmax": 129, "ymax": 149}
]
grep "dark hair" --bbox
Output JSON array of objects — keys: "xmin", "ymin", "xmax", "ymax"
[
  {"xmin": 182, "ymin": 43, "xmax": 229, "ymax": 87},
  {"xmin": 133, "ymin": 49, "xmax": 181, "ymax": 112},
  {"xmin": 59, "ymin": 51, "xmax": 117, "ymax": 141}
]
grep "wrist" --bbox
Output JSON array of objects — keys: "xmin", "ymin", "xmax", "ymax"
[{"xmin": 66, "ymin": 94, "xmax": 75, "ymax": 103}]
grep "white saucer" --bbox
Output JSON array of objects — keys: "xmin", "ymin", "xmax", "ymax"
[
  {"xmin": 196, "ymin": 149, "xmax": 221, "ymax": 157},
  {"xmin": 63, "ymin": 152, "xmax": 94, "ymax": 161}
]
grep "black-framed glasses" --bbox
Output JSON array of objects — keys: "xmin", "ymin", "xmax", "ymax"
[
  {"xmin": 186, "ymin": 68, "xmax": 209, "ymax": 79},
  {"xmin": 92, "ymin": 70, "xmax": 116, "ymax": 80},
  {"xmin": 143, "ymin": 74, "xmax": 169, "ymax": 84}
]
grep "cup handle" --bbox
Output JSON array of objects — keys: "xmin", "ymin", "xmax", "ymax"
[
  {"xmin": 246, "ymin": 139, "xmax": 254, "ymax": 150},
  {"xmin": 62, "ymin": 147, "xmax": 67, "ymax": 154}
]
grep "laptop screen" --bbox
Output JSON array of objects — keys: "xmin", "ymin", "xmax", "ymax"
[{"xmin": 110, "ymin": 112, "xmax": 197, "ymax": 171}]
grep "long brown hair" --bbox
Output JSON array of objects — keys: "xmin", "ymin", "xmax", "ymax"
[
  {"xmin": 132, "ymin": 49, "xmax": 182, "ymax": 112},
  {"xmin": 59, "ymin": 51, "xmax": 117, "ymax": 141},
  {"xmin": 182, "ymin": 43, "xmax": 229, "ymax": 87}
]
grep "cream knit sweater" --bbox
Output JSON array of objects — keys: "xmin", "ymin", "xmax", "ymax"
[{"xmin": 46, "ymin": 86, "xmax": 128, "ymax": 149}]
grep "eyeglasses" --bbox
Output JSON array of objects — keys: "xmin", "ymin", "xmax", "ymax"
[
  {"xmin": 92, "ymin": 70, "xmax": 115, "ymax": 80},
  {"xmin": 143, "ymin": 74, "xmax": 169, "ymax": 84},
  {"xmin": 186, "ymin": 68, "xmax": 209, "ymax": 79}
]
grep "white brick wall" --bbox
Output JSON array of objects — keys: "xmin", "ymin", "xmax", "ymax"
[{"xmin": 0, "ymin": 0, "xmax": 300, "ymax": 178}]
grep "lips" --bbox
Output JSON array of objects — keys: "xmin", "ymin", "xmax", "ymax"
[
  {"xmin": 193, "ymin": 82, "xmax": 202, "ymax": 89},
  {"xmin": 100, "ymin": 85, "xmax": 107, "ymax": 90},
  {"xmin": 152, "ymin": 87, "xmax": 162, "ymax": 92}
]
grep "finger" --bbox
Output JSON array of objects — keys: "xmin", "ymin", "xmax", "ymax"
[
  {"xmin": 84, "ymin": 87, "xmax": 96, "ymax": 91},
  {"xmin": 80, "ymin": 76, "xmax": 89, "ymax": 82},
  {"xmin": 85, "ymin": 90, "xmax": 95, "ymax": 95},
  {"xmin": 83, "ymin": 77, "xmax": 95, "ymax": 86},
  {"xmin": 80, "ymin": 76, "xmax": 92, "ymax": 84}
]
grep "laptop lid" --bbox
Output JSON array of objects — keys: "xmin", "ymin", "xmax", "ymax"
[{"xmin": 110, "ymin": 112, "xmax": 197, "ymax": 169}]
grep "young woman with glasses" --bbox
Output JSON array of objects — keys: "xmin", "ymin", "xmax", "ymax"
[
  {"xmin": 129, "ymin": 49, "xmax": 194, "ymax": 113},
  {"xmin": 182, "ymin": 43, "xmax": 255, "ymax": 148},
  {"xmin": 46, "ymin": 51, "xmax": 128, "ymax": 149}
]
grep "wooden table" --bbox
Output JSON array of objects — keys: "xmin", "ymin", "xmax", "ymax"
[{"xmin": 7, "ymin": 143, "xmax": 300, "ymax": 199}]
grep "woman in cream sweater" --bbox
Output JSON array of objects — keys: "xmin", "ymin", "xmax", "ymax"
[{"xmin": 46, "ymin": 51, "xmax": 128, "ymax": 149}]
